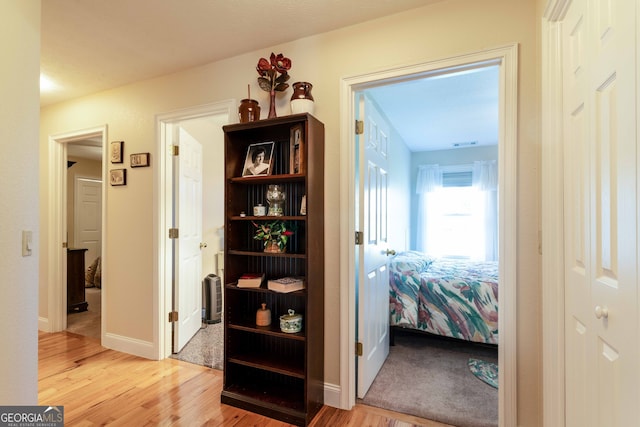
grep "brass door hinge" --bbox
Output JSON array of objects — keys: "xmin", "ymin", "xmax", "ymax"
[
  {"xmin": 170, "ymin": 145, "xmax": 179, "ymax": 156},
  {"xmin": 169, "ymin": 228, "xmax": 179, "ymax": 239},
  {"xmin": 355, "ymin": 120, "xmax": 364, "ymax": 135},
  {"xmin": 356, "ymin": 341, "xmax": 363, "ymax": 357},
  {"xmin": 355, "ymin": 231, "xmax": 363, "ymax": 245},
  {"xmin": 168, "ymin": 311, "xmax": 178, "ymax": 322}
]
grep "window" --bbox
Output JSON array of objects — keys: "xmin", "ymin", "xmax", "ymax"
[
  {"xmin": 416, "ymin": 161, "xmax": 498, "ymax": 261},
  {"xmin": 424, "ymin": 185, "xmax": 486, "ymax": 259}
]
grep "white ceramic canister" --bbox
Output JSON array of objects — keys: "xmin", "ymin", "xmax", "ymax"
[
  {"xmin": 253, "ymin": 203, "xmax": 266, "ymax": 216},
  {"xmin": 279, "ymin": 309, "xmax": 303, "ymax": 333}
]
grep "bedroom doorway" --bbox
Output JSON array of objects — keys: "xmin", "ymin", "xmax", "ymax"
[
  {"xmin": 47, "ymin": 126, "xmax": 107, "ymax": 338},
  {"xmin": 341, "ymin": 44, "xmax": 517, "ymax": 425}
]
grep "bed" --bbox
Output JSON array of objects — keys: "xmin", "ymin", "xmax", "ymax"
[{"xmin": 389, "ymin": 251, "xmax": 498, "ymax": 345}]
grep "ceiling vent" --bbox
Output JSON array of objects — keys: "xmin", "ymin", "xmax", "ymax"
[{"xmin": 452, "ymin": 141, "xmax": 478, "ymax": 148}]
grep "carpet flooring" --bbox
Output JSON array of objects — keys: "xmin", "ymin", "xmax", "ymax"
[
  {"xmin": 360, "ymin": 331, "xmax": 498, "ymax": 427},
  {"xmin": 66, "ymin": 287, "xmax": 101, "ymax": 339},
  {"xmin": 170, "ymin": 322, "xmax": 224, "ymax": 370}
]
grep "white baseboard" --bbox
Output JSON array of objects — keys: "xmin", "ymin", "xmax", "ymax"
[
  {"xmin": 38, "ymin": 317, "xmax": 50, "ymax": 332},
  {"xmin": 324, "ymin": 381, "xmax": 342, "ymax": 409},
  {"xmin": 102, "ymin": 332, "xmax": 159, "ymax": 360}
]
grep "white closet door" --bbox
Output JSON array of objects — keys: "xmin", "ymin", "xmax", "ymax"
[{"xmin": 562, "ymin": 0, "xmax": 639, "ymax": 425}]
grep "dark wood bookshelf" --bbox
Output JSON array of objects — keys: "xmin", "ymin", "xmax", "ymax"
[{"xmin": 221, "ymin": 113, "xmax": 324, "ymax": 427}]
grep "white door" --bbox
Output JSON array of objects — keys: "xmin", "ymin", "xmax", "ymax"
[
  {"xmin": 173, "ymin": 127, "xmax": 204, "ymax": 352},
  {"xmin": 357, "ymin": 94, "xmax": 392, "ymax": 397},
  {"xmin": 562, "ymin": 0, "xmax": 639, "ymax": 425},
  {"xmin": 74, "ymin": 177, "xmax": 102, "ymax": 266}
]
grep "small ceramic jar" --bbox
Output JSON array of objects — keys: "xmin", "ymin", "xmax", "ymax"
[
  {"xmin": 256, "ymin": 303, "xmax": 271, "ymax": 326},
  {"xmin": 239, "ymin": 98, "xmax": 260, "ymax": 123},
  {"xmin": 253, "ymin": 204, "xmax": 266, "ymax": 216},
  {"xmin": 279, "ymin": 309, "xmax": 302, "ymax": 333}
]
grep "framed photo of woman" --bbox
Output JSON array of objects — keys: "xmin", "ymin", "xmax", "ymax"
[{"xmin": 242, "ymin": 142, "xmax": 274, "ymax": 177}]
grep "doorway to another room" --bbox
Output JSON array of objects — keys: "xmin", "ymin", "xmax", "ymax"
[
  {"xmin": 65, "ymin": 137, "xmax": 104, "ymax": 339},
  {"xmin": 47, "ymin": 126, "xmax": 107, "ymax": 340},
  {"xmin": 156, "ymin": 101, "xmax": 233, "ymax": 365},
  {"xmin": 343, "ymin": 45, "xmax": 517, "ymax": 426}
]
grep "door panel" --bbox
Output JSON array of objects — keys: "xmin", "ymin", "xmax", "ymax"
[
  {"xmin": 173, "ymin": 127, "xmax": 204, "ymax": 352},
  {"xmin": 357, "ymin": 94, "xmax": 391, "ymax": 398},
  {"xmin": 562, "ymin": 0, "xmax": 638, "ymax": 425},
  {"xmin": 74, "ymin": 177, "xmax": 102, "ymax": 266}
]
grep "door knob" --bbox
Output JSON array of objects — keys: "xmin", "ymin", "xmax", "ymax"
[
  {"xmin": 385, "ymin": 249, "xmax": 396, "ymax": 256},
  {"xmin": 595, "ymin": 305, "xmax": 609, "ymax": 319},
  {"xmin": 199, "ymin": 242, "xmax": 208, "ymax": 249}
]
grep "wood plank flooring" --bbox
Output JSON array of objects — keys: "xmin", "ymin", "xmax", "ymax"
[{"xmin": 38, "ymin": 331, "xmax": 452, "ymax": 426}]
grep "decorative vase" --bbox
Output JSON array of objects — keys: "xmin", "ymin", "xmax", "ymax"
[
  {"xmin": 264, "ymin": 240, "xmax": 285, "ymax": 253},
  {"xmin": 268, "ymin": 90, "xmax": 277, "ymax": 118},
  {"xmin": 266, "ymin": 184, "xmax": 286, "ymax": 216},
  {"xmin": 256, "ymin": 303, "xmax": 272, "ymax": 326},
  {"xmin": 290, "ymin": 82, "xmax": 315, "ymax": 115},
  {"xmin": 238, "ymin": 98, "xmax": 260, "ymax": 123}
]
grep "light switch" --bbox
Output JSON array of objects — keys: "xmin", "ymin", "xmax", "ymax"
[{"xmin": 22, "ymin": 230, "xmax": 32, "ymax": 257}]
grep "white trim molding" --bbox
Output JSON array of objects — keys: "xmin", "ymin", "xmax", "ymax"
[
  {"xmin": 339, "ymin": 44, "xmax": 518, "ymax": 427},
  {"xmin": 541, "ymin": 1, "xmax": 569, "ymax": 426}
]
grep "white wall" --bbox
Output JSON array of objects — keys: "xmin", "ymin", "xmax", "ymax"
[
  {"xmin": 39, "ymin": 0, "xmax": 541, "ymax": 424},
  {"xmin": 1, "ymin": 0, "xmax": 40, "ymax": 404}
]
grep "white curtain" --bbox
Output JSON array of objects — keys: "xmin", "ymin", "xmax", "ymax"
[
  {"xmin": 415, "ymin": 164, "xmax": 441, "ymax": 252},
  {"xmin": 473, "ymin": 160, "xmax": 498, "ymax": 261}
]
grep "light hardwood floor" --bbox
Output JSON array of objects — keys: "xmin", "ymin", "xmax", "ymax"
[{"xmin": 38, "ymin": 331, "xmax": 452, "ymax": 426}]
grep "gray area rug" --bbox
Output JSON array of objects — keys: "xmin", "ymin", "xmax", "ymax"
[
  {"xmin": 361, "ymin": 331, "xmax": 498, "ymax": 427},
  {"xmin": 170, "ymin": 322, "xmax": 224, "ymax": 370}
]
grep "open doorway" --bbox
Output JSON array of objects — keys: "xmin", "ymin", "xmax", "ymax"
[
  {"xmin": 47, "ymin": 125, "xmax": 107, "ymax": 337},
  {"xmin": 354, "ymin": 65, "xmax": 500, "ymax": 425},
  {"xmin": 65, "ymin": 137, "xmax": 103, "ymax": 339},
  {"xmin": 341, "ymin": 45, "xmax": 518, "ymax": 425},
  {"xmin": 156, "ymin": 101, "xmax": 233, "ymax": 361}
]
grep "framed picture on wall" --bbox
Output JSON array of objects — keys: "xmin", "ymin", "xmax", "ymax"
[
  {"xmin": 130, "ymin": 152, "xmax": 150, "ymax": 167},
  {"xmin": 110, "ymin": 141, "xmax": 124, "ymax": 163},
  {"xmin": 109, "ymin": 169, "xmax": 126, "ymax": 186}
]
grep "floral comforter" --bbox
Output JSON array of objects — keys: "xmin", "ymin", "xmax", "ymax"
[{"xmin": 389, "ymin": 251, "xmax": 499, "ymax": 345}]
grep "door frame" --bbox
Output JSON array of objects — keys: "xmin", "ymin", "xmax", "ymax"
[
  {"xmin": 155, "ymin": 100, "xmax": 235, "ymax": 359},
  {"xmin": 46, "ymin": 125, "xmax": 108, "ymax": 334},
  {"xmin": 339, "ymin": 44, "xmax": 518, "ymax": 426},
  {"xmin": 540, "ymin": 4, "xmax": 566, "ymax": 426}
]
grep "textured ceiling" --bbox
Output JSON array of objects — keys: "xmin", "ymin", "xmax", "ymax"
[
  {"xmin": 365, "ymin": 65, "xmax": 499, "ymax": 152},
  {"xmin": 44, "ymin": 0, "xmax": 497, "ymax": 155},
  {"xmin": 41, "ymin": 0, "xmax": 438, "ymax": 106}
]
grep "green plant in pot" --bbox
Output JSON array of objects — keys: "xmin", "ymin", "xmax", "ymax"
[{"xmin": 252, "ymin": 220, "xmax": 295, "ymax": 253}]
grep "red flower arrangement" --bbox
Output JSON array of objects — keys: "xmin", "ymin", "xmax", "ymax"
[{"xmin": 256, "ymin": 52, "xmax": 292, "ymax": 118}]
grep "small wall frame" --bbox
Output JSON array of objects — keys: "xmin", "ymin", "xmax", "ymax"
[
  {"xmin": 131, "ymin": 152, "xmax": 150, "ymax": 167},
  {"xmin": 110, "ymin": 141, "xmax": 124, "ymax": 163},
  {"xmin": 110, "ymin": 169, "xmax": 127, "ymax": 186}
]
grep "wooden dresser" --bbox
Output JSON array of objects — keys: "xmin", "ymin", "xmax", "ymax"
[{"xmin": 67, "ymin": 248, "xmax": 88, "ymax": 312}]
